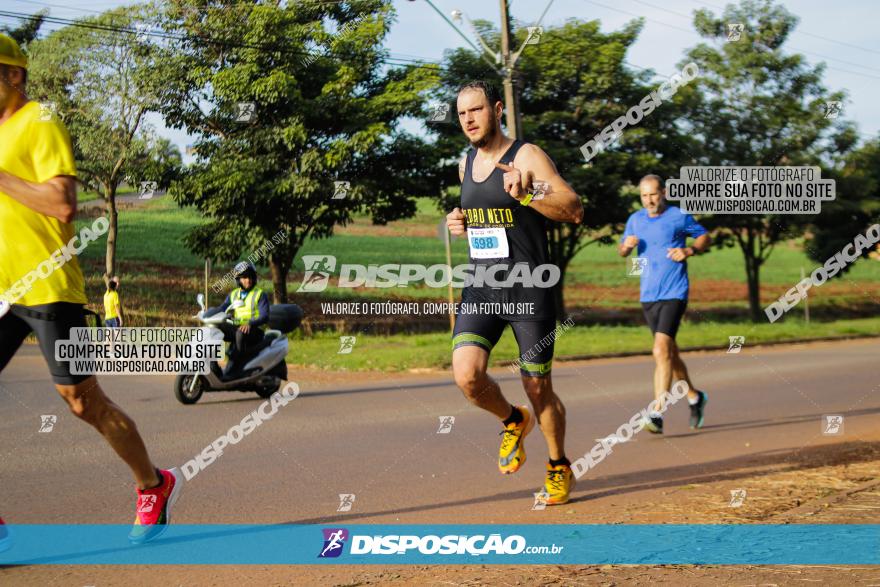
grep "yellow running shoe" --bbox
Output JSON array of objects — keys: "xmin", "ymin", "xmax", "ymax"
[
  {"xmin": 498, "ymin": 405, "xmax": 534, "ymax": 474},
  {"xmin": 543, "ymin": 463, "xmax": 574, "ymax": 505}
]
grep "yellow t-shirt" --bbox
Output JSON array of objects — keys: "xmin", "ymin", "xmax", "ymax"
[
  {"xmin": 103, "ymin": 289, "xmax": 120, "ymax": 320},
  {"xmin": 0, "ymin": 101, "xmax": 86, "ymax": 306}
]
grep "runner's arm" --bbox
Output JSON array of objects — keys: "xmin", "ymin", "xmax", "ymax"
[
  {"xmin": 515, "ymin": 145, "xmax": 583, "ymax": 224},
  {"xmin": 618, "ymin": 237, "xmax": 639, "ymax": 257},
  {"xmin": 458, "ymin": 155, "xmax": 466, "ymax": 183},
  {"xmin": 689, "ymin": 233, "xmax": 711, "ymax": 255},
  {"xmin": 0, "ymin": 172, "xmax": 77, "ymax": 223},
  {"xmin": 618, "ymin": 216, "xmax": 639, "ymax": 256}
]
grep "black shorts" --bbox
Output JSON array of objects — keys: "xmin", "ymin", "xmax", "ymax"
[
  {"xmin": 641, "ymin": 299, "xmax": 688, "ymax": 339},
  {"xmin": 0, "ymin": 302, "xmax": 92, "ymax": 385},
  {"xmin": 452, "ymin": 312, "xmax": 557, "ymax": 377}
]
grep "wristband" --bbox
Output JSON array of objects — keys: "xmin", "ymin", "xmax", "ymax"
[{"xmin": 520, "ymin": 193, "xmax": 534, "ymax": 206}]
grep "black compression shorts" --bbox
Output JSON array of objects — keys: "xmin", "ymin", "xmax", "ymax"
[
  {"xmin": 452, "ymin": 312, "xmax": 557, "ymax": 377},
  {"xmin": 0, "ymin": 302, "xmax": 92, "ymax": 385},
  {"xmin": 641, "ymin": 299, "xmax": 688, "ymax": 339}
]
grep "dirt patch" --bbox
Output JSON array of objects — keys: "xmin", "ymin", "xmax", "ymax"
[{"xmin": 5, "ymin": 563, "xmax": 878, "ymax": 586}]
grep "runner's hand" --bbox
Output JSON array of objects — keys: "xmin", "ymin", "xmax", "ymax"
[
  {"xmin": 666, "ymin": 247, "xmax": 692, "ymax": 262},
  {"xmin": 624, "ymin": 235, "xmax": 639, "ymax": 249},
  {"xmin": 495, "ymin": 162, "xmax": 526, "ymax": 200},
  {"xmin": 239, "ymin": 324, "xmax": 250, "ymax": 334},
  {"xmin": 446, "ymin": 207, "xmax": 466, "ymax": 237}
]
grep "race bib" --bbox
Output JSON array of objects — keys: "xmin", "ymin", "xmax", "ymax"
[{"xmin": 467, "ymin": 227, "xmax": 509, "ymax": 259}]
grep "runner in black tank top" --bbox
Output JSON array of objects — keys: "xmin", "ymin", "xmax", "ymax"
[
  {"xmin": 446, "ymin": 80, "xmax": 584, "ymax": 506},
  {"xmin": 459, "ymin": 139, "xmax": 556, "ymax": 321}
]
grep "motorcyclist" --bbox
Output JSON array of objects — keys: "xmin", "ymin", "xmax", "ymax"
[{"xmin": 204, "ymin": 261, "xmax": 270, "ymax": 377}]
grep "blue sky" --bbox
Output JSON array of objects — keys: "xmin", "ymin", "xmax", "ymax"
[{"xmin": 4, "ymin": 0, "xmax": 879, "ymax": 158}]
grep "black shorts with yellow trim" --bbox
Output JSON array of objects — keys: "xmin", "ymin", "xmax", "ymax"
[{"xmin": 452, "ymin": 312, "xmax": 556, "ymax": 378}]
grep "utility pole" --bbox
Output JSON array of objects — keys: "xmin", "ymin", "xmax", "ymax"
[
  {"xmin": 428, "ymin": 0, "xmax": 554, "ymax": 138},
  {"xmin": 498, "ymin": 0, "xmax": 522, "ymax": 140}
]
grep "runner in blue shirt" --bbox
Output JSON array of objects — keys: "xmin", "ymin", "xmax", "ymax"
[{"xmin": 619, "ymin": 174, "xmax": 712, "ymax": 434}]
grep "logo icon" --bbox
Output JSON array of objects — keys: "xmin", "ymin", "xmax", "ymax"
[
  {"xmin": 823, "ymin": 101, "xmax": 842, "ymax": 119},
  {"xmin": 727, "ymin": 336, "xmax": 745, "ymax": 353},
  {"xmin": 332, "ymin": 180, "xmax": 351, "ymax": 200},
  {"xmin": 139, "ymin": 180, "xmax": 158, "ymax": 200},
  {"xmin": 235, "ymin": 102, "xmax": 255, "ymax": 122},
  {"xmin": 628, "ymin": 257, "xmax": 647, "ymax": 276},
  {"xmin": 137, "ymin": 494, "xmax": 157, "ymax": 513},
  {"xmin": 727, "ymin": 23, "xmax": 744, "ymax": 41},
  {"xmin": 822, "ymin": 415, "xmax": 844, "ymax": 435},
  {"xmin": 337, "ymin": 493, "xmax": 356, "ymax": 512},
  {"xmin": 729, "ymin": 489, "xmax": 746, "ymax": 507},
  {"xmin": 531, "ymin": 491, "xmax": 548, "ymax": 510},
  {"xmin": 525, "ymin": 26, "xmax": 543, "ymax": 45},
  {"xmin": 38, "ymin": 101, "xmax": 58, "ymax": 122},
  {"xmin": 338, "ymin": 336, "xmax": 356, "ymax": 354},
  {"xmin": 427, "ymin": 102, "xmax": 450, "ymax": 123},
  {"xmin": 39, "ymin": 414, "xmax": 57, "ymax": 433},
  {"xmin": 437, "ymin": 416, "xmax": 455, "ymax": 434},
  {"xmin": 531, "ymin": 181, "xmax": 551, "ymax": 201},
  {"xmin": 297, "ymin": 255, "xmax": 336, "ymax": 293},
  {"xmin": 318, "ymin": 528, "xmax": 349, "ymax": 558}
]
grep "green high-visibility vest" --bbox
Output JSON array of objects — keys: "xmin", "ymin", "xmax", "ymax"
[{"xmin": 230, "ymin": 287, "xmax": 264, "ymax": 325}]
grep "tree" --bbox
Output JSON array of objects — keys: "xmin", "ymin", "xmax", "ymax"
[
  {"xmin": 682, "ymin": 0, "xmax": 852, "ymax": 321},
  {"xmin": 2, "ymin": 9, "xmax": 46, "ymax": 48},
  {"xmin": 27, "ymin": 5, "xmax": 178, "ymax": 282},
  {"xmin": 807, "ymin": 136, "xmax": 880, "ymax": 267},
  {"xmin": 426, "ymin": 18, "xmax": 694, "ymax": 317},
  {"xmin": 158, "ymin": 0, "xmax": 438, "ymax": 303}
]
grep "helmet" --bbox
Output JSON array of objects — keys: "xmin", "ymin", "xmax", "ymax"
[
  {"xmin": 0, "ymin": 34, "xmax": 28, "ymax": 70},
  {"xmin": 232, "ymin": 261, "xmax": 257, "ymax": 285}
]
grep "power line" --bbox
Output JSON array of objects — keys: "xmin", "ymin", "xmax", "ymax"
[
  {"xmin": 679, "ymin": 0, "xmax": 880, "ymax": 57},
  {"xmin": 582, "ymin": 0, "xmax": 880, "ymax": 81},
  {"xmin": 3, "ymin": 5, "xmax": 876, "ymax": 145},
  {"xmin": 0, "ymin": 8, "xmax": 445, "ymax": 75},
  {"xmin": 626, "ymin": 0, "xmax": 880, "ymax": 76}
]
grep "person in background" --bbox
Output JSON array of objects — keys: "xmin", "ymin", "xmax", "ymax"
[{"xmin": 103, "ymin": 277, "xmax": 123, "ymax": 327}]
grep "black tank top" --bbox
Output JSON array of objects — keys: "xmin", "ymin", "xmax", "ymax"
[{"xmin": 460, "ymin": 140, "xmax": 556, "ymax": 321}]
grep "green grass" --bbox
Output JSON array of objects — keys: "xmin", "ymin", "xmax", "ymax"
[
  {"xmin": 288, "ymin": 316, "xmax": 880, "ymax": 372},
  {"xmin": 76, "ymin": 197, "xmax": 205, "ymax": 267},
  {"xmin": 66, "ymin": 195, "xmax": 880, "ymax": 370},
  {"xmin": 74, "ymin": 196, "xmax": 880, "ymax": 287}
]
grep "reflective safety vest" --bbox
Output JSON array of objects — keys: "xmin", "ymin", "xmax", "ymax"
[{"xmin": 230, "ymin": 287, "xmax": 264, "ymax": 325}]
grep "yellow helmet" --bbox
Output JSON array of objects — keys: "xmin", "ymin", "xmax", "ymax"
[{"xmin": 0, "ymin": 33, "xmax": 28, "ymax": 69}]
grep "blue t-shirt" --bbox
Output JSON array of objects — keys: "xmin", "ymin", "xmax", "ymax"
[{"xmin": 621, "ymin": 206, "xmax": 707, "ymax": 302}]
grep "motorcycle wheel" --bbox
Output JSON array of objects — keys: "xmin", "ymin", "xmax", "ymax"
[
  {"xmin": 256, "ymin": 379, "xmax": 282, "ymax": 399},
  {"xmin": 175, "ymin": 374, "xmax": 205, "ymax": 404}
]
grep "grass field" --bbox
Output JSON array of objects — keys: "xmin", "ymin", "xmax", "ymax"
[
  {"xmin": 289, "ymin": 317, "xmax": 880, "ymax": 372},
  {"xmin": 71, "ymin": 196, "xmax": 880, "ymax": 371}
]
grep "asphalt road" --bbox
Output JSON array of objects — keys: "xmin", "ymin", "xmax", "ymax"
[{"xmin": 2, "ymin": 337, "xmax": 878, "ymax": 529}]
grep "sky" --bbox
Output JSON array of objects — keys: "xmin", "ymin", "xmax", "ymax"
[{"xmin": 3, "ymin": 0, "xmax": 879, "ymax": 159}]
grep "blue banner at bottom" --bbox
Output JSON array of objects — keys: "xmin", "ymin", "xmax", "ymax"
[{"xmin": 0, "ymin": 524, "xmax": 877, "ymax": 565}]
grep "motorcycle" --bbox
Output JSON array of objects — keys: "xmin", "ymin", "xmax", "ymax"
[{"xmin": 173, "ymin": 293, "xmax": 304, "ymax": 404}]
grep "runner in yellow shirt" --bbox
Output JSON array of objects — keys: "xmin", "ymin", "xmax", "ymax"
[
  {"xmin": 0, "ymin": 34, "xmax": 181, "ymax": 544},
  {"xmin": 103, "ymin": 277, "xmax": 123, "ymax": 327}
]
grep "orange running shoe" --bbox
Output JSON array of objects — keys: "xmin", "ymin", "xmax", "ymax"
[{"xmin": 498, "ymin": 405, "xmax": 535, "ymax": 474}]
